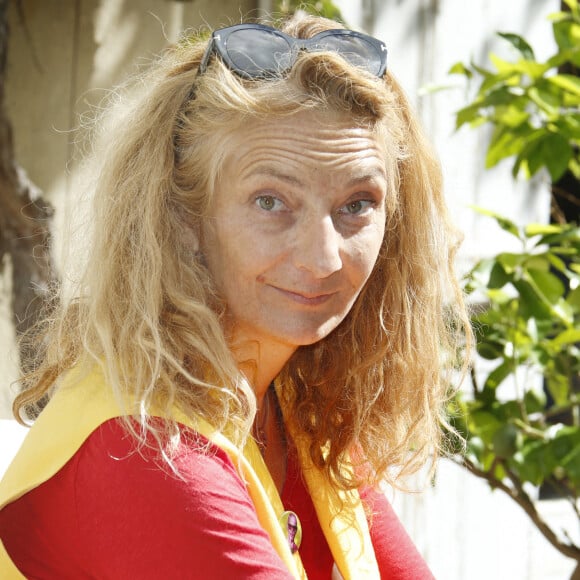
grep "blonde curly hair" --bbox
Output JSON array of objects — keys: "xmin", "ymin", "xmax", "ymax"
[{"xmin": 15, "ymin": 15, "xmax": 470, "ymax": 491}]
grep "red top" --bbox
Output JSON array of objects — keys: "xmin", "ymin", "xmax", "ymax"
[{"xmin": 0, "ymin": 419, "xmax": 434, "ymax": 579}]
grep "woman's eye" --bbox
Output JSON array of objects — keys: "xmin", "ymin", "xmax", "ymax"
[
  {"xmin": 340, "ymin": 199, "xmax": 374, "ymax": 215},
  {"xmin": 256, "ymin": 195, "xmax": 282, "ymax": 211}
]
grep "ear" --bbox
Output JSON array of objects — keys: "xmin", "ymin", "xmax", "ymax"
[
  {"xmin": 183, "ymin": 225, "xmax": 200, "ymax": 254},
  {"xmin": 176, "ymin": 210, "xmax": 200, "ymax": 254}
]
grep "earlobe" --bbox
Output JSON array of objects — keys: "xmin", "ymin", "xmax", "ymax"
[
  {"xmin": 188, "ymin": 223, "xmax": 212, "ymax": 269},
  {"xmin": 186, "ymin": 233, "xmax": 209, "ymax": 268},
  {"xmin": 190, "ymin": 231, "xmax": 201, "ymax": 254},
  {"xmin": 182, "ymin": 223, "xmax": 201, "ymax": 254}
]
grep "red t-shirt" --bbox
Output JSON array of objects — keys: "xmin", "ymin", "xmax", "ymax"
[{"xmin": 0, "ymin": 419, "xmax": 434, "ymax": 579}]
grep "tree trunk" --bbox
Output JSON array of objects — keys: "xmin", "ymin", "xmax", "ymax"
[{"xmin": 0, "ymin": 0, "xmax": 55, "ymax": 373}]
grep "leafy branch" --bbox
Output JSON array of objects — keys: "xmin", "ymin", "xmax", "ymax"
[
  {"xmin": 454, "ymin": 453, "xmax": 580, "ymax": 560},
  {"xmin": 449, "ymin": 0, "xmax": 580, "ymax": 222},
  {"xmin": 450, "ymin": 212, "xmax": 580, "ymax": 565}
]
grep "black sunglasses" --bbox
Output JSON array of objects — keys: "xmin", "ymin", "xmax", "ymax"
[{"xmin": 198, "ymin": 24, "xmax": 388, "ymax": 80}]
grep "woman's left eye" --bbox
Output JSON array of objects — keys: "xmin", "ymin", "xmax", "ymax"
[
  {"xmin": 255, "ymin": 195, "xmax": 284, "ymax": 211},
  {"xmin": 339, "ymin": 199, "xmax": 375, "ymax": 215}
]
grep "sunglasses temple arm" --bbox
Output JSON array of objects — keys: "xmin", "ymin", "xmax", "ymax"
[{"xmin": 197, "ymin": 36, "xmax": 216, "ymax": 76}]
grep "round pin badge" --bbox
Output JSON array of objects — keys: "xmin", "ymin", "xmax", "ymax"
[{"xmin": 279, "ymin": 510, "xmax": 302, "ymax": 553}]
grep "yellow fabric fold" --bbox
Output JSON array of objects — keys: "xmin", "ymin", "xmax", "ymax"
[
  {"xmin": 274, "ymin": 382, "xmax": 380, "ymax": 580},
  {"xmin": 0, "ymin": 367, "xmax": 379, "ymax": 579}
]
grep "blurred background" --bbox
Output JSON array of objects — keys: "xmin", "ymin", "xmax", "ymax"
[{"xmin": 0, "ymin": 1, "xmax": 578, "ymax": 578}]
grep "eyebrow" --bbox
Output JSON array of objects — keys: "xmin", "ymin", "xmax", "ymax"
[
  {"xmin": 246, "ymin": 166, "xmax": 305, "ymax": 187},
  {"xmin": 246, "ymin": 165, "xmax": 387, "ymax": 189},
  {"xmin": 346, "ymin": 168, "xmax": 387, "ymax": 188}
]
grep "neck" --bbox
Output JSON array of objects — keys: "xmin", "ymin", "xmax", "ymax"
[{"xmin": 229, "ymin": 335, "xmax": 297, "ymax": 405}]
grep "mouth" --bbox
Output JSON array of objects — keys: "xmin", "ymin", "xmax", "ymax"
[{"xmin": 270, "ymin": 285, "xmax": 336, "ymax": 306}]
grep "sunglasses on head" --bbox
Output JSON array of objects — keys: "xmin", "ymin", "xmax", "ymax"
[{"xmin": 198, "ymin": 23, "xmax": 388, "ymax": 80}]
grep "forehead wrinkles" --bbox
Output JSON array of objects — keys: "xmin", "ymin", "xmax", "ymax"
[{"xmin": 234, "ymin": 125, "xmax": 385, "ymax": 174}]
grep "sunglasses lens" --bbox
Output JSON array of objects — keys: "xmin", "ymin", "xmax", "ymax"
[
  {"xmin": 314, "ymin": 35, "xmax": 383, "ymax": 76},
  {"xmin": 226, "ymin": 29, "xmax": 293, "ymax": 77}
]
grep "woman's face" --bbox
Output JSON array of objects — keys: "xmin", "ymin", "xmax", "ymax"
[{"xmin": 201, "ymin": 111, "xmax": 387, "ymax": 353}]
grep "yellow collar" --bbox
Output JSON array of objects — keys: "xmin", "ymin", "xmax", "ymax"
[{"xmin": 0, "ymin": 366, "xmax": 379, "ymax": 579}]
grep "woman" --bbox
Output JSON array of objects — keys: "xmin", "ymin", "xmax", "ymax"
[{"xmin": 0, "ymin": 15, "xmax": 468, "ymax": 579}]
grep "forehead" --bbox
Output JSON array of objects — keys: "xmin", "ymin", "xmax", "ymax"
[{"xmin": 219, "ymin": 110, "xmax": 388, "ymax": 179}]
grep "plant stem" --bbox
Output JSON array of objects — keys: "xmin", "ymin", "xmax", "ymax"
[{"xmin": 453, "ymin": 456, "xmax": 580, "ymax": 562}]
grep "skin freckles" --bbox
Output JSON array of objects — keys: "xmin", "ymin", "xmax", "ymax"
[{"xmin": 201, "ymin": 110, "xmax": 388, "ymax": 397}]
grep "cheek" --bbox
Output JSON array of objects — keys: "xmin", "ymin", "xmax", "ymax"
[
  {"xmin": 204, "ymin": 225, "xmax": 265, "ymax": 292},
  {"xmin": 200, "ymin": 222, "xmax": 233, "ymax": 290},
  {"xmin": 350, "ymin": 226, "xmax": 385, "ymax": 281}
]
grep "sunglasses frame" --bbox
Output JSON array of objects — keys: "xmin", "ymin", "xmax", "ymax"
[{"xmin": 198, "ymin": 23, "xmax": 388, "ymax": 80}]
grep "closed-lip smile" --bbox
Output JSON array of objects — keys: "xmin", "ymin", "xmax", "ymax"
[{"xmin": 270, "ymin": 285, "xmax": 336, "ymax": 305}]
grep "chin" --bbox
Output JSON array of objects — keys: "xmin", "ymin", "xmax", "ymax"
[{"xmin": 286, "ymin": 319, "xmax": 346, "ymax": 348}]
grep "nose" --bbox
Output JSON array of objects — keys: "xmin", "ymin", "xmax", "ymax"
[{"xmin": 293, "ymin": 215, "xmax": 343, "ymax": 278}]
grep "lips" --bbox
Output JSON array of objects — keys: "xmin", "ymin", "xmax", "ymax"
[{"xmin": 270, "ymin": 285, "xmax": 336, "ymax": 306}]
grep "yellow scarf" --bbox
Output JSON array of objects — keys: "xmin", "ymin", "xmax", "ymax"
[{"xmin": 0, "ymin": 367, "xmax": 379, "ymax": 579}]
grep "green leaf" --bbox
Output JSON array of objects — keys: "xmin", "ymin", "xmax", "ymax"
[
  {"xmin": 496, "ymin": 252, "xmax": 522, "ymax": 274},
  {"xmin": 553, "ymin": 18, "xmax": 580, "ymax": 52},
  {"xmin": 524, "ymin": 223, "xmax": 565, "ymax": 237},
  {"xmin": 516, "ymin": 442, "xmax": 554, "ymax": 485},
  {"xmin": 527, "ymin": 268, "xmax": 566, "ymax": 304},
  {"xmin": 483, "ymin": 85, "xmax": 523, "ymax": 107},
  {"xmin": 537, "ymin": 225, "xmax": 580, "ymax": 246},
  {"xmin": 563, "ymin": 456, "xmax": 580, "ymax": 487},
  {"xmin": 568, "ymin": 286, "xmax": 580, "ymax": 308},
  {"xmin": 498, "ymin": 32, "xmax": 535, "ymax": 60},
  {"xmin": 548, "ymin": 74, "xmax": 580, "ymax": 97},
  {"xmin": 554, "ymin": 113, "xmax": 580, "ymax": 141},
  {"xmin": 522, "ymin": 269, "xmax": 574, "ymax": 324},
  {"xmin": 495, "ymin": 106, "xmax": 530, "ymax": 128},
  {"xmin": 472, "ymin": 207, "xmax": 521, "ymax": 239},
  {"xmin": 489, "ymin": 53, "xmax": 521, "ymax": 77},
  {"xmin": 562, "ymin": 0, "xmax": 580, "ymax": 18},
  {"xmin": 551, "ymin": 426, "xmax": 580, "ymax": 459},
  {"xmin": 449, "ymin": 61, "xmax": 473, "ymax": 78},
  {"xmin": 513, "ymin": 279, "xmax": 553, "ymax": 320},
  {"xmin": 524, "ymin": 389, "xmax": 547, "ymax": 414},
  {"xmin": 547, "ymin": 253, "xmax": 571, "ymax": 275},
  {"xmin": 552, "ymin": 299, "xmax": 575, "ymax": 325},
  {"xmin": 547, "ymin": 45, "xmax": 580, "ymax": 69},
  {"xmin": 512, "ymin": 152, "xmax": 529, "ymax": 179},
  {"xmin": 456, "ymin": 102, "xmax": 486, "ymax": 129},
  {"xmin": 554, "ymin": 426, "xmax": 580, "ymax": 485},
  {"xmin": 524, "ymin": 132, "xmax": 572, "ymax": 181},
  {"xmin": 527, "ymin": 85, "xmax": 559, "ymax": 115},
  {"xmin": 492, "ymin": 423, "xmax": 522, "ymax": 458},
  {"xmin": 525, "ymin": 255, "xmax": 551, "ymax": 272},
  {"xmin": 517, "ymin": 60, "xmax": 549, "ymax": 80},
  {"xmin": 486, "ymin": 126, "xmax": 527, "ymax": 168},
  {"xmin": 524, "ymin": 138, "xmax": 548, "ymax": 177},
  {"xmin": 484, "ymin": 360, "xmax": 514, "ymax": 390},
  {"xmin": 470, "ymin": 411, "xmax": 503, "ymax": 444},
  {"xmin": 546, "ymin": 374, "xmax": 571, "ymax": 406},
  {"xmin": 477, "ymin": 341, "xmax": 504, "ymax": 360},
  {"xmin": 485, "ymin": 287, "xmax": 514, "ymax": 305},
  {"xmin": 549, "ymin": 327, "xmax": 580, "ymax": 348},
  {"xmin": 488, "ymin": 261, "xmax": 512, "ymax": 288}
]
